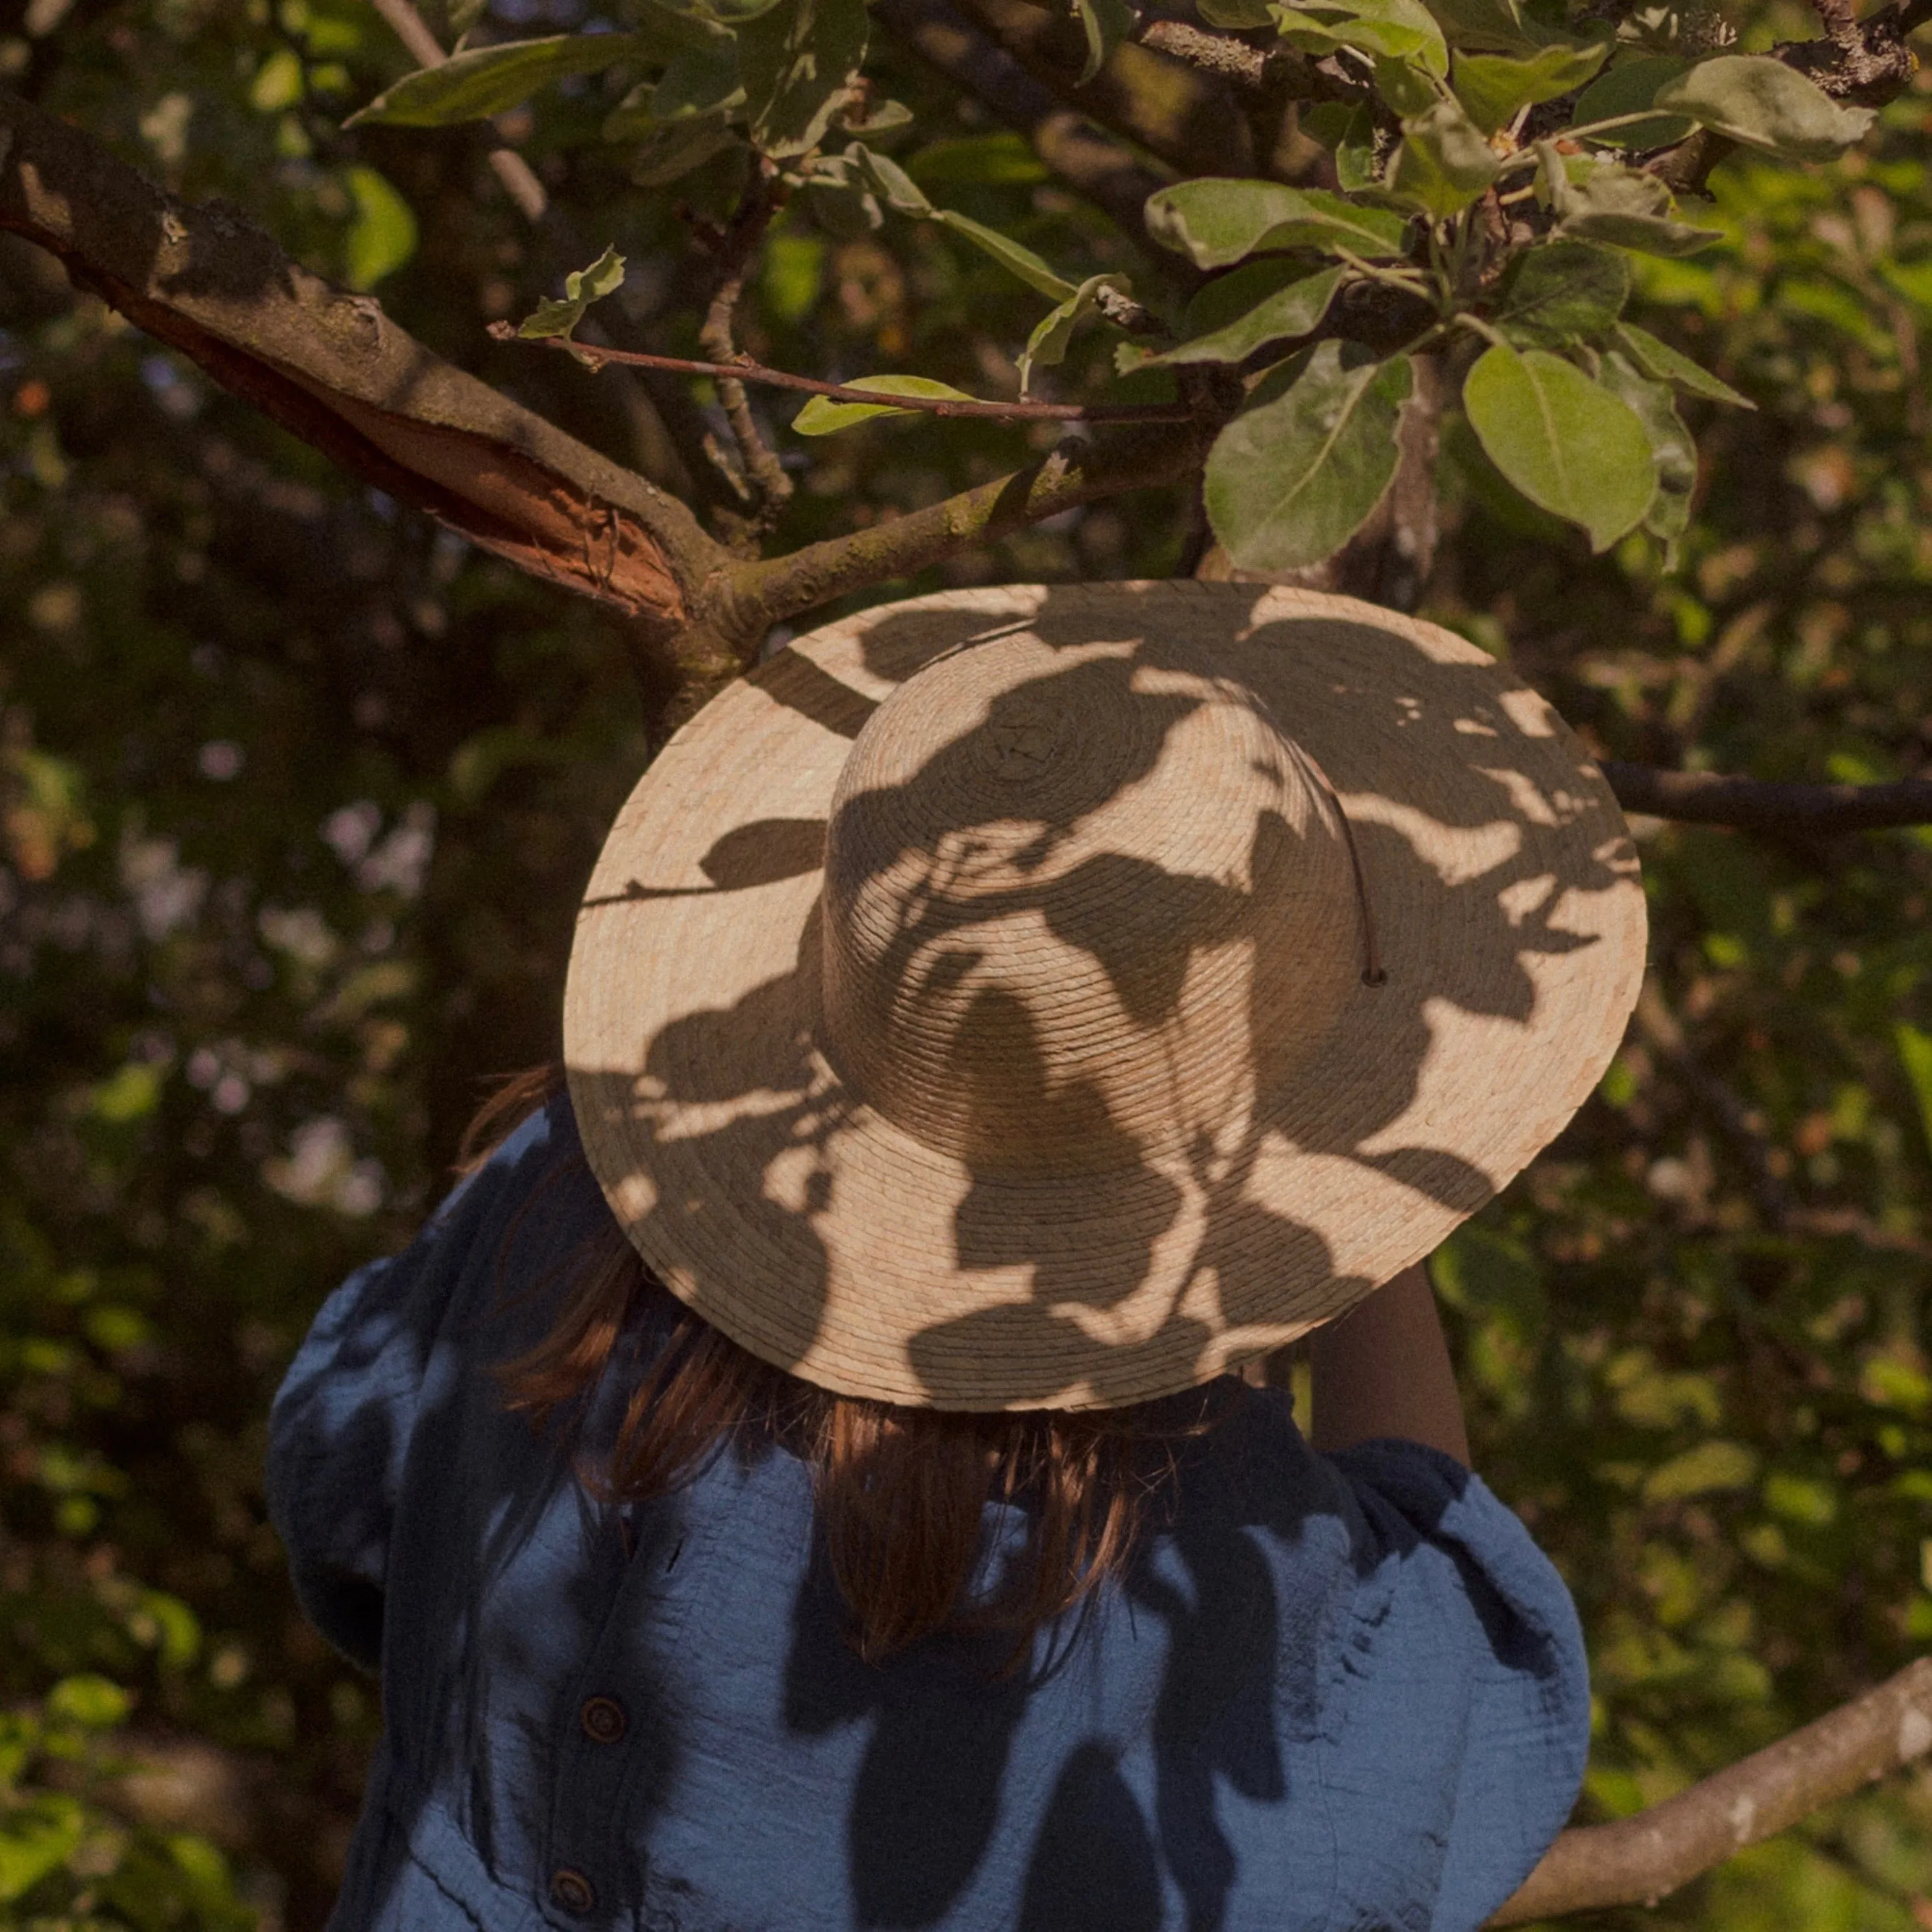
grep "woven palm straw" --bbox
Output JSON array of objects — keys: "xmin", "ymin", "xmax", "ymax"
[{"xmin": 565, "ymin": 582, "xmax": 1646, "ymax": 1412}]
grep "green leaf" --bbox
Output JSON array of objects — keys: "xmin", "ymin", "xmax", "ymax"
[
  {"xmin": 1539, "ymin": 148, "xmax": 1724, "ymax": 256},
  {"xmin": 1613, "ymin": 321, "xmax": 1753, "ymax": 407},
  {"xmin": 931, "ymin": 210, "xmax": 1077, "ymax": 299},
  {"xmin": 628, "ymin": 112, "xmax": 739, "ymax": 183},
  {"xmin": 907, "ymin": 132, "xmax": 1049, "ymax": 185},
  {"xmin": 803, "ymin": 155, "xmax": 883, "ymax": 235},
  {"xmin": 739, "ymin": 0, "xmax": 868, "ymax": 158},
  {"xmin": 1205, "ymin": 342, "xmax": 1414, "ymax": 570},
  {"xmin": 1764, "ymin": 1470, "xmax": 1838, "ymax": 1527},
  {"xmin": 649, "ymin": 42, "xmax": 746, "ymax": 122},
  {"xmin": 792, "ymin": 374, "xmax": 978, "ymax": 433},
  {"xmin": 1199, "ymin": 0, "xmax": 1275, "ymax": 22},
  {"xmin": 1155, "ymin": 260, "xmax": 1343, "ymax": 365},
  {"xmin": 1653, "ymin": 54, "xmax": 1876, "ymax": 162},
  {"xmin": 1018, "ymin": 274, "xmax": 1130, "ymax": 393},
  {"xmin": 0, "ymin": 1794, "xmax": 83, "ymax": 1904},
  {"xmin": 851, "ymin": 145, "xmax": 1082, "ymax": 292},
  {"xmin": 1302, "ymin": 103, "xmax": 1379, "ymax": 188},
  {"xmin": 836, "ymin": 96, "xmax": 915, "ymax": 139},
  {"xmin": 1462, "ymin": 340, "xmax": 1655, "ymax": 549},
  {"xmin": 1596, "ymin": 349, "xmax": 1695, "ymax": 543},
  {"xmin": 1144, "ymin": 179, "xmax": 1412, "ymax": 267},
  {"xmin": 45, "ymin": 1673, "xmax": 132, "ymax": 1730},
  {"xmin": 1272, "ymin": 0, "xmax": 1448, "ymax": 75},
  {"xmin": 1420, "ymin": 0, "xmax": 1540, "ymax": 52},
  {"xmin": 848, "ymin": 142, "xmax": 935, "ymax": 216},
  {"xmin": 1568, "ymin": 54, "xmax": 1692, "ymax": 148},
  {"xmin": 1075, "ymin": 0, "xmax": 1136, "ymax": 82},
  {"xmin": 1491, "ymin": 238, "xmax": 1630, "ymax": 345},
  {"xmin": 1373, "ymin": 54, "xmax": 1441, "ymax": 116},
  {"xmin": 603, "ymin": 80, "xmax": 661, "ymax": 141},
  {"xmin": 625, "ymin": 0, "xmax": 740, "ymax": 53},
  {"xmin": 515, "ymin": 244, "xmax": 627, "ymax": 341},
  {"xmin": 1897, "ymin": 1022, "xmax": 1932, "ymax": 1163},
  {"xmin": 345, "ymin": 33, "xmax": 641, "ymax": 128},
  {"xmin": 1452, "ymin": 40, "xmax": 1606, "ymax": 133},
  {"xmin": 1643, "ymin": 1439, "xmax": 1758, "ymax": 1501},
  {"xmin": 1389, "ymin": 96, "xmax": 1499, "ymax": 213}
]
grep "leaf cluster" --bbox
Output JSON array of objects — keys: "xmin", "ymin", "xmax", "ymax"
[{"xmin": 347, "ymin": 0, "xmax": 1880, "ymax": 571}]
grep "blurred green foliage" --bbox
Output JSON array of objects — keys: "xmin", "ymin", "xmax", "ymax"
[{"xmin": 1, "ymin": 0, "xmax": 1931, "ymax": 1927}]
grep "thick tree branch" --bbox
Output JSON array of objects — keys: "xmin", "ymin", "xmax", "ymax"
[
  {"xmin": 1490, "ymin": 1656, "xmax": 1932, "ymax": 1923},
  {"xmin": 0, "ymin": 89, "xmax": 744, "ymax": 670},
  {"xmin": 873, "ymin": 0, "xmax": 1177, "ymax": 258},
  {"xmin": 944, "ymin": 0, "xmax": 1256, "ymax": 177},
  {"xmin": 721, "ymin": 421, "xmax": 1211, "ymax": 634},
  {"xmin": 1602, "ymin": 761, "xmax": 1932, "ymax": 834}
]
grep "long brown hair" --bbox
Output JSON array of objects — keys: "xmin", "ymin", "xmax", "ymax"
[{"xmin": 465, "ymin": 1067, "xmax": 1219, "ymax": 1665}]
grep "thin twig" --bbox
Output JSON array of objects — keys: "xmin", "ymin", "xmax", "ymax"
[
  {"xmin": 697, "ymin": 158, "xmax": 795, "ymax": 534},
  {"xmin": 366, "ymin": 0, "xmax": 548, "ymax": 221},
  {"xmin": 491, "ymin": 328, "xmax": 1206, "ymax": 422}
]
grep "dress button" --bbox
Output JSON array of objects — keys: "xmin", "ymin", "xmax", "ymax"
[
  {"xmin": 580, "ymin": 1694, "xmax": 628, "ymax": 1745},
  {"xmin": 550, "ymin": 1867, "xmax": 596, "ymax": 1916}
]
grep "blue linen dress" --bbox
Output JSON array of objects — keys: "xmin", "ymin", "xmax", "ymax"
[{"xmin": 268, "ymin": 1095, "xmax": 1589, "ymax": 1932}]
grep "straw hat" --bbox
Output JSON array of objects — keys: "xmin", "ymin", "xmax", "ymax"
[{"xmin": 564, "ymin": 582, "xmax": 1645, "ymax": 1412}]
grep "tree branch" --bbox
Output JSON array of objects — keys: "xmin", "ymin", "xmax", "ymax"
[
  {"xmin": 872, "ymin": 0, "xmax": 1178, "ymax": 260},
  {"xmin": 1649, "ymin": 0, "xmax": 1928, "ymax": 192},
  {"xmin": 697, "ymin": 157, "xmax": 795, "ymax": 539},
  {"xmin": 1489, "ymin": 1656, "xmax": 1932, "ymax": 1923},
  {"xmin": 0, "ymin": 89, "xmax": 746, "ymax": 670},
  {"xmin": 1133, "ymin": 18, "xmax": 1350, "ymax": 108},
  {"xmin": 1775, "ymin": 0, "xmax": 1925, "ymax": 103},
  {"xmin": 943, "ymin": 0, "xmax": 1257, "ymax": 178},
  {"xmin": 719, "ymin": 420, "xmax": 1211, "ymax": 634},
  {"xmin": 1601, "ymin": 761, "xmax": 1932, "ymax": 835}
]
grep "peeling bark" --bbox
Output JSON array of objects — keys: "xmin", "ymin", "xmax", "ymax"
[{"xmin": 0, "ymin": 90, "xmax": 742, "ymax": 674}]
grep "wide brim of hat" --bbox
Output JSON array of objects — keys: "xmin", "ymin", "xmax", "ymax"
[{"xmin": 564, "ymin": 583, "xmax": 1645, "ymax": 1412}]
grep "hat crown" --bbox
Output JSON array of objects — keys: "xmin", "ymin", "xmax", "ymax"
[{"xmin": 818, "ymin": 633, "xmax": 1365, "ymax": 1172}]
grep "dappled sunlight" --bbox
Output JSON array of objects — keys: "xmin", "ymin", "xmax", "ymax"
[{"xmin": 567, "ymin": 583, "xmax": 1645, "ymax": 1411}]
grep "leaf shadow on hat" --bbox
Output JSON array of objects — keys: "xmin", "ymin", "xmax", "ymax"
[{"xmin": 571, "ymin": 583, "xmax": 1641, "ymax": 1411}]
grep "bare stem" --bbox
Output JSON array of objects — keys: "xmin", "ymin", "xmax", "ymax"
[
  {"xmin": 697, "ymin": 159, "xmax": 795, "ymax": 536},
  {"xmin": 493, "ymin": 329, "xmax": 1205, "ymax": 423}
]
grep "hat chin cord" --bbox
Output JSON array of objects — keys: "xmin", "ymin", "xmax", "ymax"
[{"xmin": 1285, "ymin": 740, "xmax": 1386, "ymax": 991}]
